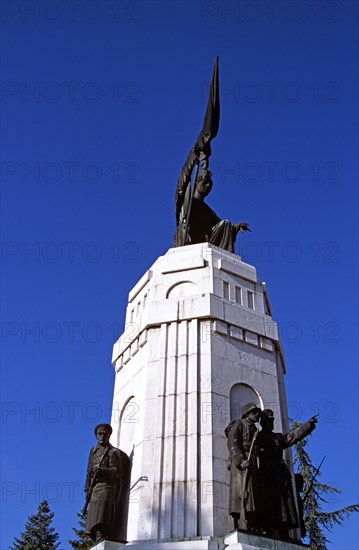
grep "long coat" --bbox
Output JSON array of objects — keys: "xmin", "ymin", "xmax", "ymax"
[
  {"xmin": 258, "ymin": 420, "xmax": 315, "ymax": 532},
  {"xmin": 85, "ymin": 444, "xmax": 130, "ymax": 542},
  {"xmin": 225, "ymin": 419, "xmax": 266, "ymax": 531}
]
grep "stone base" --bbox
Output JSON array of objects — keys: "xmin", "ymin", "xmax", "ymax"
[
  {"xmin": 89, "ymin": 533, "xmax": 306, "ymax": 550},
  {"xmin": 126, "ymin": 537, "xmax": 225, "ymax": 549},
  {"xmin": 224, "ymin": 530, "xmax": 307, "ymax": 550},
  {"xmin": 89, "ymin": 540, "xmax": 127, "ymax": 550}
]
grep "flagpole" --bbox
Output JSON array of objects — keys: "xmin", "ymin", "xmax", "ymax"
[{"xmin": 182, "ymin": 159, "xmax": 200, "ymax": 246}]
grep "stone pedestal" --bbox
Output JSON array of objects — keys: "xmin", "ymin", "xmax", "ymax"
[
  {"xmin": 224, "ymin": 530, "xmax": 307, "ymax": 549},
  {"xmin": 89, "ymin": 541, "xmax": 127, "ymax": 550},
  {"xmin": 110, "ymin": 244, "xmax": 297, "ymax": 544},
  {"xmin": 126, "ymin": 537, "xmax": 224, "ymax": 549}
]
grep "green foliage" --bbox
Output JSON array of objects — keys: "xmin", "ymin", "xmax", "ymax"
[
  {"xmin": 68, "ymin": 511, "xmax": 93, "ymax": 550},
  {"xmin": 10, "ymin": 500, "xmax": 60, "ymax": 550},
  {"xmin": 293, "ymin": 422, "xmax": 359, "ymax": 550}
]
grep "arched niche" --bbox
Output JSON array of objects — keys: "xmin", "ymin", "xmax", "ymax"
[
  {"xmin": 117, "ymin": 396, "xmax": 139, "ymax": 456},
  {"xmin": 229, "ymin": 383, "xmax": 262, "ymax": 421},
  {"xmin": 166, "ymin": 280, "xmax": 198, "ymax": 299}
]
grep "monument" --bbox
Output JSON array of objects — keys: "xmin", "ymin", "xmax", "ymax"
[{"xmin": 89, "ymin": 59, "xmax": 315, "ymax": 549}]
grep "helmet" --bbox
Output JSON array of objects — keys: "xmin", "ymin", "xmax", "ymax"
[
  {"xmin": 241, "ymin": 402, "xmax": 261, "ymax": 418},
  {"xmin": 261, "ymin": 408, "xmax": 274, "ymax": 418}
]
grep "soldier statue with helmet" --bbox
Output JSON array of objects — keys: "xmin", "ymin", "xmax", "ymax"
[{"xmin": 225, "ymin": 403, "xmax": 267, "ymax": 534}]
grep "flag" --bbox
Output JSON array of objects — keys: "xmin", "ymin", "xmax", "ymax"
[
  {"xmin": 200, "ymin": 56, "xmax": 220, "ymax": 141},
  {"xmin": 174, "ymin": 57, "xmax": 220, "ymax": 239}
]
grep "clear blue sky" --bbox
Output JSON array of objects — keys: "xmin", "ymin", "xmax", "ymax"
[{"xmin": 1, "ymin": 1, "xmax": 358, "ymax": 548}]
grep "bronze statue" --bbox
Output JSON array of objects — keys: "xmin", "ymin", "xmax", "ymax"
[
  {"xmin": 84, "ymin": 423, "xmax": 130, "ymax": 544},
  {"xmin": 225, "ymin": 403, "xmax": 267, "ymax": 533},
  {"xmin": 258, "ymin": 409, "xmax": 318, "ymax": 539},
  {"xmin": 173, "ymin": 58, "xmax": 250, "ymax": 252}
]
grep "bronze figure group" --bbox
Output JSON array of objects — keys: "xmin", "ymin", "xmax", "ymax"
[{"xmin": 225, "ymin": 403, "xmax": 318, "ymax": 539}]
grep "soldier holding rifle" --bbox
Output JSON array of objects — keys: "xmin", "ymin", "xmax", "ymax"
[
  {"xmin": 84, "ymin": 423, "xmax": 130, "ymax": 544},
  {"xmin": 225, "ymin": 403, "xmax": 267, "ymax": 533}
]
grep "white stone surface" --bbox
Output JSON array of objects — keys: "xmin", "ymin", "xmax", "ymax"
[
  {"xmin": 224, "ymin": 530, "xmax": 305, "ymax": 550},
  {"xmin": 224, "ymin": 544, "xmax": 259, "ymax": 550},
  {"xmin": 126, "ymin": 538, "xmax": 224, "ymax": 549},
  {"xmin": 110, "ymin": 244, "xmax": 296, "ymax": 544},
  {"xmin": 89, "ymin": 540, "xmax": 126, "ymax": 550}
]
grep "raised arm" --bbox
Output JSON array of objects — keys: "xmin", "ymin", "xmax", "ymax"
[
  {"xmin": 175, "ymin": 137, "xmax": 211, "ymax": 224},
  {"xmin": 283, "ymin": 416, "xmax": 318, "ymax": 449}
]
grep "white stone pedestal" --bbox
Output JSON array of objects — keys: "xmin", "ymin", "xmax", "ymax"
[
  {"xmin": 110, "ymin": 244, "xmax": 297, "ymax": 544},
  {"xmin": 89, "ymin": 540, "xmax": 126, "ymax": 550},
  {"xmin": 126, "ymin": 537, "xmax": 224, "ymax": 549},
  {"xmin": 224, "ymin": 530, "xmax": 307, "ymax": 549}
]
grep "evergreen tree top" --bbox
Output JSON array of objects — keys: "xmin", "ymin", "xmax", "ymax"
[
  {"xmin": 68, "ymin": 511, "xmax": 93, "ymax": 550},
  {"xmin": 10, "ymin": 500, "xmax": 60, "ymax": 550},
  {"xmin": 293, "ymin": 421, "xmax": 359, "ymax": 550}
]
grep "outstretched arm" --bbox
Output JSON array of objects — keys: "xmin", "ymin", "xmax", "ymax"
[
  {"xmin": 283, "ymin": 416, "xmax": 318, "ymax": 448},
  {"xmin": 234, "ymin": 222, "xmax": 251, "ymax": 234}
]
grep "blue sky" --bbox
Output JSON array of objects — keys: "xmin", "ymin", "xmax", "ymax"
[{"xmin": 1, "ymin": 1, "xmax": 358, "ymax": 548}]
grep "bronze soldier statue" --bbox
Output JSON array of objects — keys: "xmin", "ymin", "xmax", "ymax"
[
  {"xmin": 173, "ymin": 58, "xmax": 250, "ymax": 252},
  {"xmin": 225, "ymin": 402, "xmax": 267, "ymax": 534},
  {"xmin": 84, "ymin": 423, "xmax": 130, "ymax": 544},
  {"xmin": 258, "ymin": 409, "xmax": 318, "ymax": 539}
]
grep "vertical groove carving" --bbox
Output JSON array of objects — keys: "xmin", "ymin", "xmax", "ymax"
[{"xmin": 157, "ymin": 323, "xmax": 168, "ymax": 539}]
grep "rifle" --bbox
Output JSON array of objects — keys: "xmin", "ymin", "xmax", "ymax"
[
  {"xmin": 247, "ymin": 421, "xmax": 262, "ymax": 462},
  {"xmin": 82, "ymin": 447, "xmax": 110, "ymax": 516},
  {"xmin": 302, "ymin": 455, "xmax": 325, "ymax": 504},
  {"xmin": 243, "ymin": 421, "xmax": 262, "ymax": 504}
]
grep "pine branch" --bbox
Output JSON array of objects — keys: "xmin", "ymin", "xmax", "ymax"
[
  {"xmin": 317, "ymin": 504, "xmax": 359, "ymax": 530},
  {"xmin": 315, "ymin": 483, "xmax": 341, "ymax": 494},
  {"xmin": 68, "ymin": 511, "xmax": 92, "ymax": 550}
]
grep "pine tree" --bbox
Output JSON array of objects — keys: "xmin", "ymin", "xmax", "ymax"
[
  {"xmin": 68, "ymin": 511, "xmax": 93, "ymax": 550},
  {"xmin": 293, "ymin": 422, "xmax": 359, "ymax": 550},
  {"xmin": 10, "ymin": 500, "xmax": 60, "ymax": 550}
]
